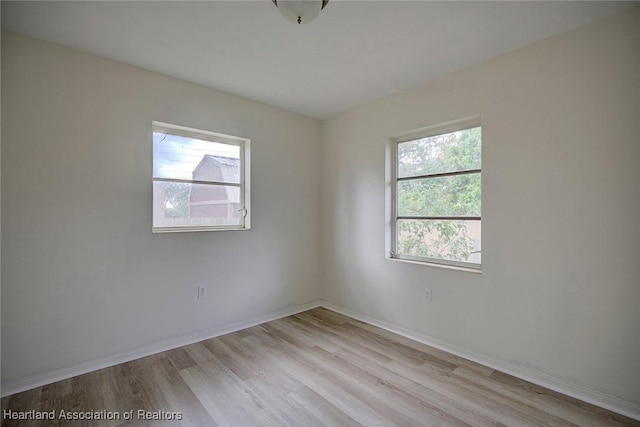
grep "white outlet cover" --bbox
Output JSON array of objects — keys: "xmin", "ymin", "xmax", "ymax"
[{"xmin": 198, "ymin": 285, "xmax": 208, "ymax": 299}]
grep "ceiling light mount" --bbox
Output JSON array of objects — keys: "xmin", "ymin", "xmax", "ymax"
[{"xmin": 272, "ymin": 0, "xmax": 329, "ymax": 25}]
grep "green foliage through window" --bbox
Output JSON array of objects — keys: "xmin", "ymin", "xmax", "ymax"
[{"xmin": 394, "ymin": 125, "xmax": 481, "ymax": 266}]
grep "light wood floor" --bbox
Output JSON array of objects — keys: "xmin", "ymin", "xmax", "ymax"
[{"xmin": 2, "ymin": 307, "xmax": 638, "ymax": 426}]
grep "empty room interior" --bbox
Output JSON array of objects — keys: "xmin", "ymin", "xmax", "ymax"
[{"xmin": 1, "ymin": 1, "xmax": 640, "ymax": 425}]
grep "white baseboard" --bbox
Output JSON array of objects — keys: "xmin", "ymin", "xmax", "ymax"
[
  {"xmin": 319, "ymin": 301, "xmax": 640, "ymax": 422},
  {"xmin": 1, "ymin": 300, "xmax": 323, "ymax": 398}
]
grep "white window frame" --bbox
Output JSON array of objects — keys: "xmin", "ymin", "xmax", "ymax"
[
  {"xmin": 387, "ymin": 117, "xmax": 481, "ymax": 272},
  {"xmin": 152, "ymin": 121, "xmax": 251, "ymax": 233}
]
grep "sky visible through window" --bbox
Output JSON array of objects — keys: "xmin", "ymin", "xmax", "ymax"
[{"xmin": 153, "ymin": 132, "xmax": 240, "ymax": 181}]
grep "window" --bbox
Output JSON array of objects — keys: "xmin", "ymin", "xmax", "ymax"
[
  {"xmin": 390, "ymin": 119, "xmax": 481, "ymax": 270},
  {"xmin": 152, "ymin": 121, "xmax": 250, "ymax": 232}
]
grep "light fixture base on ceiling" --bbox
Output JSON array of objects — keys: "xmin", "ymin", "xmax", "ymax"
[{"xmin": 272, "ymin": 0, "xmax": 329, "ymax": 25}]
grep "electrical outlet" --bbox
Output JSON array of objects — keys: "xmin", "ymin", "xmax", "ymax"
[
  {"xmin": 198, "ymin": 285, "xmax": 208, "ymax": 299},
  {"xmin": 424, "ymin": 288, "xmax": 432, "ymax": 303}
]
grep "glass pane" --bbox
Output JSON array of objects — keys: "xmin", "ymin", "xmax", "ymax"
[
  {"xmin": 396, "ymin": 219, "xmax": 481, "ymax": 264},
  {"xmin": 153, "ymin": 181, "xmax": 242, "ymax": 228},
  {"xmin": 398, "ymin": 126, "xmax": 480, "ymax": 178},
  {"xmin": 397, "ymin": 173, "xmax": 481, "ymax": 217},
  {"xmin": 153, "ymin": 131, "xmax": 240, "ymax": 183}
]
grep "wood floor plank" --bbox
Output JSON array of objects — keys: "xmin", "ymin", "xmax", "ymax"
[
  {"xmin": 336, "ymin": 311, "xmax": 495, "ymax": 376},
  {"xmin": 288, "ymin": 386, "xmax": 363, "ymax": 427},
  {"xmin": 452, "ymin": 367, "xmax": 619, "ymax": 427},
  {"xmin": 488, "ymin": 369, "xmax": 636, "ymax": 427},
  {"xmin": 3, "ymin": 388, "xmax": 43, "ymax": 427},
  {"xmin": 243, "ymin": 375, "xmax": 327, "ymax": 427},
  {"xmin": 243, "ymin": 332, "xmax": 396, "ymax": 426},
  {"xmin": 142, "ymin": 356, "xmax": 214, "ymax": 426},
  {"xmin": 201, "ymin": 335, "xmax": 265, "ymax": 381},
  {"xmin": 307, "ymin": 345, "xmax": 457, "ymax": 426},
  {"xmin": 295, "ymin": 311, "xmax": 429, "ymax": 368},
  {"xmin": 384, "ymin": 358, "xmax": 570, "ymax": 426},
  {"xmin": 165, "ymin": 348, "xmax": 197, "ymax": 372},
  {"xmin": 334, "ymin": 345, "xmax": 492, "ymax": 427},
  {"xmin": 179, "ymin": 361, "xmax": 278, "ymax": 427},
  {"xmin": 3, "ymin": 307, "xmax": 639, "ymax": 426},
  {"xmin": 178, "ymin": 363, "xmax": 255, "ymax": 426},
  {"xmin": 289, "ymin": 314, "xmax": 395, "ymax": 365},
  {"xmin": 181, "ymin": 342, "xmax": 217, "ymax": 366}
]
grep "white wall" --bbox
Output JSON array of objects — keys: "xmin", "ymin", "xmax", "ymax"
[
  {"xmin": 321, "ymin": 8, "xmax": 640, "ymax": 408},
  {"xmin": 1, "ymin": 32, "xmax": 322, "ymax": 387}
]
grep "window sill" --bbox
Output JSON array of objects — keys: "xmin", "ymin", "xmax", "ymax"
[
  {"xmin": 152, "ymin": 226, "xmax": 250, "ymax": 233},
  {"xmin": 386, "ymin": 256, "xmax": 481, "ymax": 274}
]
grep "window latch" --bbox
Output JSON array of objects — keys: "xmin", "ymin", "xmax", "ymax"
[{"xmin": 239, "ymin": 208, "xmax": 248, "ymax": 218}]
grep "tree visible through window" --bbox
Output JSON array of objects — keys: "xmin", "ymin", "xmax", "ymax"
[
  {"xmin": 152, "ymin": 122, "xmax": 250, "ymax": 232},
  {"xmin": 393, "ymin": 123, "xmax": 481, "ymax": 268}
]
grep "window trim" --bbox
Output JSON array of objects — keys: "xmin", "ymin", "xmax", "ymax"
[
  {"xmin": 388, "ymin": 117, "xmax": 481, "ymax": 271},
  {"xmin": 152, "ymin": 121, "xmax": 251, "ymax": 233}
]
